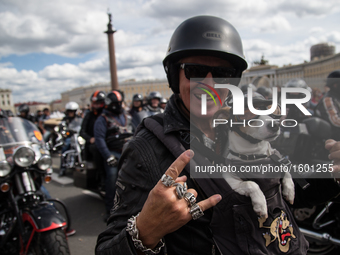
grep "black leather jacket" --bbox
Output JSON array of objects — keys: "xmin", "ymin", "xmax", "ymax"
[
  {"xmin": 96, "ymin": 95, "xmax": 216, "ymax": 255},
  {"xmin": 96, "ymin": 94, "xmax": 340, "ymax": 255}
]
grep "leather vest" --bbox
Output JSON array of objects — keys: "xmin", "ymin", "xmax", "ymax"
[
  {"xmin": 142, "ymin": 113, "xmax": 309, "ymax": 255},
  {"xmin": 103, "ymin": 113, "xmax": 133, "ymax": 152}
]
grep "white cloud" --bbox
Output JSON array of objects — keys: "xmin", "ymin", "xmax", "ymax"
[
  {"xmin": 253, "ymin": 16, "xmax": 291, "ymax": 33},
  {"xmin": 1, "ymin": 0, "xmax": 340, "ymax": 104},
  {"xmin": 309, "ymin": 27, "xmax": 324, "ymax": 34}
]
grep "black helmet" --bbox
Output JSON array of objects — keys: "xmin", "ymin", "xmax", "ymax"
[
  {"xmin": 0, "ymin": 109, "xmax": 7, "ymax": 118},
  {"xmin": 227, "ymin": 91, "xmax": 272, "ymax": 108},
  {"xmin": 256, "ymin": 86, "xmax": 272, "ymax": 99},
  {"xmin": 284, "ymin": 78, "xmax": 309, "ymax": 89},
  {"xmin": 148, "ymin": 91, "xmax": 162, "ymax": 101},
  {"xmin": 284, "ymin": 78, "xmax": 312, "ymax": 98},
  {"xmin": 163, "ymin": 15, "xmax": 248, "ymax": 94},
  {"xmin": 18, "ymin": 104, "xmax": 29, "ymax": 114},
  {"xmin": 132, "ymin": 93, "xmax": 143, "ymax": 102},
  {"xmin": 5, "ymin": 110, "xmax": 13, "ymax": 117},
  {"xmin": 105, "ymin": 90, "xmax": 124, "ymax": 114},
  {"xmin": 240, "ymin": 83, "xmax": 257, "ymax": 93},
  {"xmin": 91, "ymin": 90, "xmax": 106, "ymax": 103},
  {"xmin": 326, "ymin": 70, "xmax": 340, "ymax": 88}
]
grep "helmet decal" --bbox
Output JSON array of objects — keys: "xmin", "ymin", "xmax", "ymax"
[
  {"xmin": 202, "ymin": 31, "xmax": 225, "ymax": 40},
  {"xmin": 112, "ymin": 90, "xmax": 123, "ymax": 102}
]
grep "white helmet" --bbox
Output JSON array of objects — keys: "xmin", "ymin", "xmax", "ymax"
[{"xmin": 65, "ymin": 102, "xmax": 79, "ymax": 111}]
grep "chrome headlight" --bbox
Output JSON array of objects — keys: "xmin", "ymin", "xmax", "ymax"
[
  {"xmin": 0, "ymin": 161, "xmax": 11, "ymax": 177},
  {"xmin": 77, "ymin": 136, "xmax": 86, "ymax": 146},
  {"xmin": 13, "ymin": 146, "xmax": 35, "ymax": 167},
  {"xmin": 54, "ymin": 126, "xmax": 59, "ymax": 132},
  {"xmin": 37, "ymin": 155, "xmax": 52, "ymax": 171}
]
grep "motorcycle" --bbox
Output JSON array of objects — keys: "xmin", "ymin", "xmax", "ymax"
[
  {"xmin": 271, "ymin": 117, "xmax": 340, "ymax": 254},
  {"xmin": 54, "ymin": 118, "xmax": 86, "ymax": 173},
  {"xmin": 73, "ymin": 126, "xmax": 134, "ymax": 198},
  {"xmin": 0, "ymin": 116, "xmax": 70, "ymax": 255}
]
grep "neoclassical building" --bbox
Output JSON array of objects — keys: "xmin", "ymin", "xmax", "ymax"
[
  {"xmin": 0, "ymin": 89, "xmax": 15, "ymax": 114},
  {"xmin": 241, "ymin": 43, "xmax": 340, "ymax": 91},
  {"xmin": 57, "ymin": 43, "xmax": 339, "ymax": 110},
  {"xmin": 59, "ymin": 79, "xmax": 171, "ymax": 111}
]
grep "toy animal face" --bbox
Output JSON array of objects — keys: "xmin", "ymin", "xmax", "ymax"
[{"xmin": 239, "ymin": 114, "xmax": 281, "ymax": 142}]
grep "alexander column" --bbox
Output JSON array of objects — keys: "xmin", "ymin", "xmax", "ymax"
[{"xmin": 105, "ymin": 13, "xmax": 119, "ymax": 90}]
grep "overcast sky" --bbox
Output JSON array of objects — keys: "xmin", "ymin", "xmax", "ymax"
[{"xmin": 1, "ymin": 0, "xmax": 340, "ymax": 104}]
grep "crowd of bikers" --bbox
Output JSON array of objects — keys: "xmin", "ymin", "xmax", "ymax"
[{"xmin": 15, "ymin": 91, "xmax": 168, "ymax": 218}]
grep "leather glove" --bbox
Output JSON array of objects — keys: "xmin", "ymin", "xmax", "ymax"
[{"xmin": 107, "ymin": 155, "xmax": 118, "ymax": 167}]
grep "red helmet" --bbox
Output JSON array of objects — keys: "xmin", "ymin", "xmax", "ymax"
[
  {"xmin": 90, "ymin": 90, "xmax": 106, "ymax": 103},
  {"xmin": 105, "ymin": 90, "xmax": 125, "ymax": 114}
]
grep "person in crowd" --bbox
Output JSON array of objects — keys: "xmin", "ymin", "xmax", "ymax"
[
  {"xmin": 129, "ymin": 93, "xmax": 144, "ymax": 116},
  {"xmin": 129, "ymin": 93, "xmax": 148, "ymax": 131},
  {"xmin": 59, "ymin": 102, "xmax": 82, "ymax": 177},
  {"xmin": 79, "ymin": 91, "xmax": 106, "ymax": 180},
  {"xmin": 94, "ymin": 90, "xmax": 133, "ymax": 221},
  {"xmin": 311, "ymin": 87, "xmax": 323, "ymax": 107},
  {"xmin": 4, "ymin": 110, "xmax": 14, "ymax": 117},
  {"xmin": 18, "ymin": 104, "xmax": 35, "ymax": 122},
  {"xmin": 240, "ymin": 83, "xmax": 257, "ymax": 93},
  {"xmin": 284, "ymin": 78, "xmax": 314, "ymax": 122},
  {"xmin": 143, "ymin": 91, "xmax": 164, "ymax": 115},
  {"xmin": 96, "ymin": 16, "xmax": 340, "ymax": 255},
  {"xmin": 256, "ymin": 86, "xmax": 272, "ymax": 99},
  {"xmin": 35, "ymin": 109, "xmax": 42, "ymax": 125},
  {"xmin": 315, "ymin": 70, "xmax": 340, "ymax": 140},
  {"xmin": 38, "ymin": 108, "xmax": 51, "ymax": 141},
  {"xmin": 159, "ymin": 97, "xmax": 168, "ymax": 110}
]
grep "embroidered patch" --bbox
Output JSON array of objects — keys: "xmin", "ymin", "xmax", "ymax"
[{"xmin": 258, "ymin": 210, "xmax": 296, "ymax": 253}]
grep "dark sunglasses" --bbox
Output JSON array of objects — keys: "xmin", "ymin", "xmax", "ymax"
[{"xmin": 179, "ymin": 63, "xmax": 236, "ymax": 84}]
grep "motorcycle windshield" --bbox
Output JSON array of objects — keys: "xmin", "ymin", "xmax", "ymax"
[
  {"xmin": 68, "ymin": 118, "xmax": 82, "ymax": 133},
  {"xmin": 0, "ymin": 117, "xmax": 45, "ymax": 148}
]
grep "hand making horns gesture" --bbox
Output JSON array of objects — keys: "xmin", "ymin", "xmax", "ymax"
[{"xmin": 135, "ymin": 150, "xmax": 222, "ymax": 249}]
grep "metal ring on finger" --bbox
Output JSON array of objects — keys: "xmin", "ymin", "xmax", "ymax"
[
  {"xmin": 161, "ymin": 174, "xmax": 175, "ymax": 187},
  {"xmin": 190, "ymin": 203, "xmax": 204, "ymax": 220},
  {"xmin": 172, "ymin": 182, "xmax": 187, "ymax": 199},
  {"xmin": 183, "ymin": 192, "xmax": 196, "ymax": 207}
]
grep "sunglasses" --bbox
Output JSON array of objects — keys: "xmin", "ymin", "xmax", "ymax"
[{"xmin": 180, "ymin": 63, "xmax": 236, "ymax": 84}]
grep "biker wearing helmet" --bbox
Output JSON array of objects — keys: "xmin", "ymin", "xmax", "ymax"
[
  {"xmin": 38, "ymin": 108, "xmax": 51, "ymax": 141},
  {"xmin": 18, "ymin": 104, "xmax": 35, "ymax": 123},
  {"xmin": 64, "ymin": 102, "xmax": 80, "ymax": 124},
  {"xmin": 129, "ymin": 93, "xmax": 147, "ymax": 131},
  {"xmin": 96, "ymin": 16, "xmax": 340, "ymax": 255},
  {"xmin": 256, "ymin": 86, "xmax": 272, "ymax": 99},
  {"xmin": 159, "ymin": 97, "xmax": 168, "ymax": 110},
  {"xmin": 129, "ymin": 93, "xmax": 143, "ymax": 116},
  {"xmin": 143, "ymin": 91, "xmax": 164, "ymax": 115},
  {"xmin": 315, "ymin": 70, "xmax": 340, "ymax": 140},
  {"xmin": 94, "ymin": 90, "xmax": 133, "ymax": 219},
  {"xmin": 240, "ymin": 83, "xmax": 257, "ymax": 94},
  {"xmin": 79, "ymin": 91, "xmax": 106, "ymax": 175},
  {"xmin": 284, "ymin": 78, "xmax": 313, "ymax": 123},
  {"xmin": 59, "ymin": 102, "xmax": 82, "ymax": 176}
]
